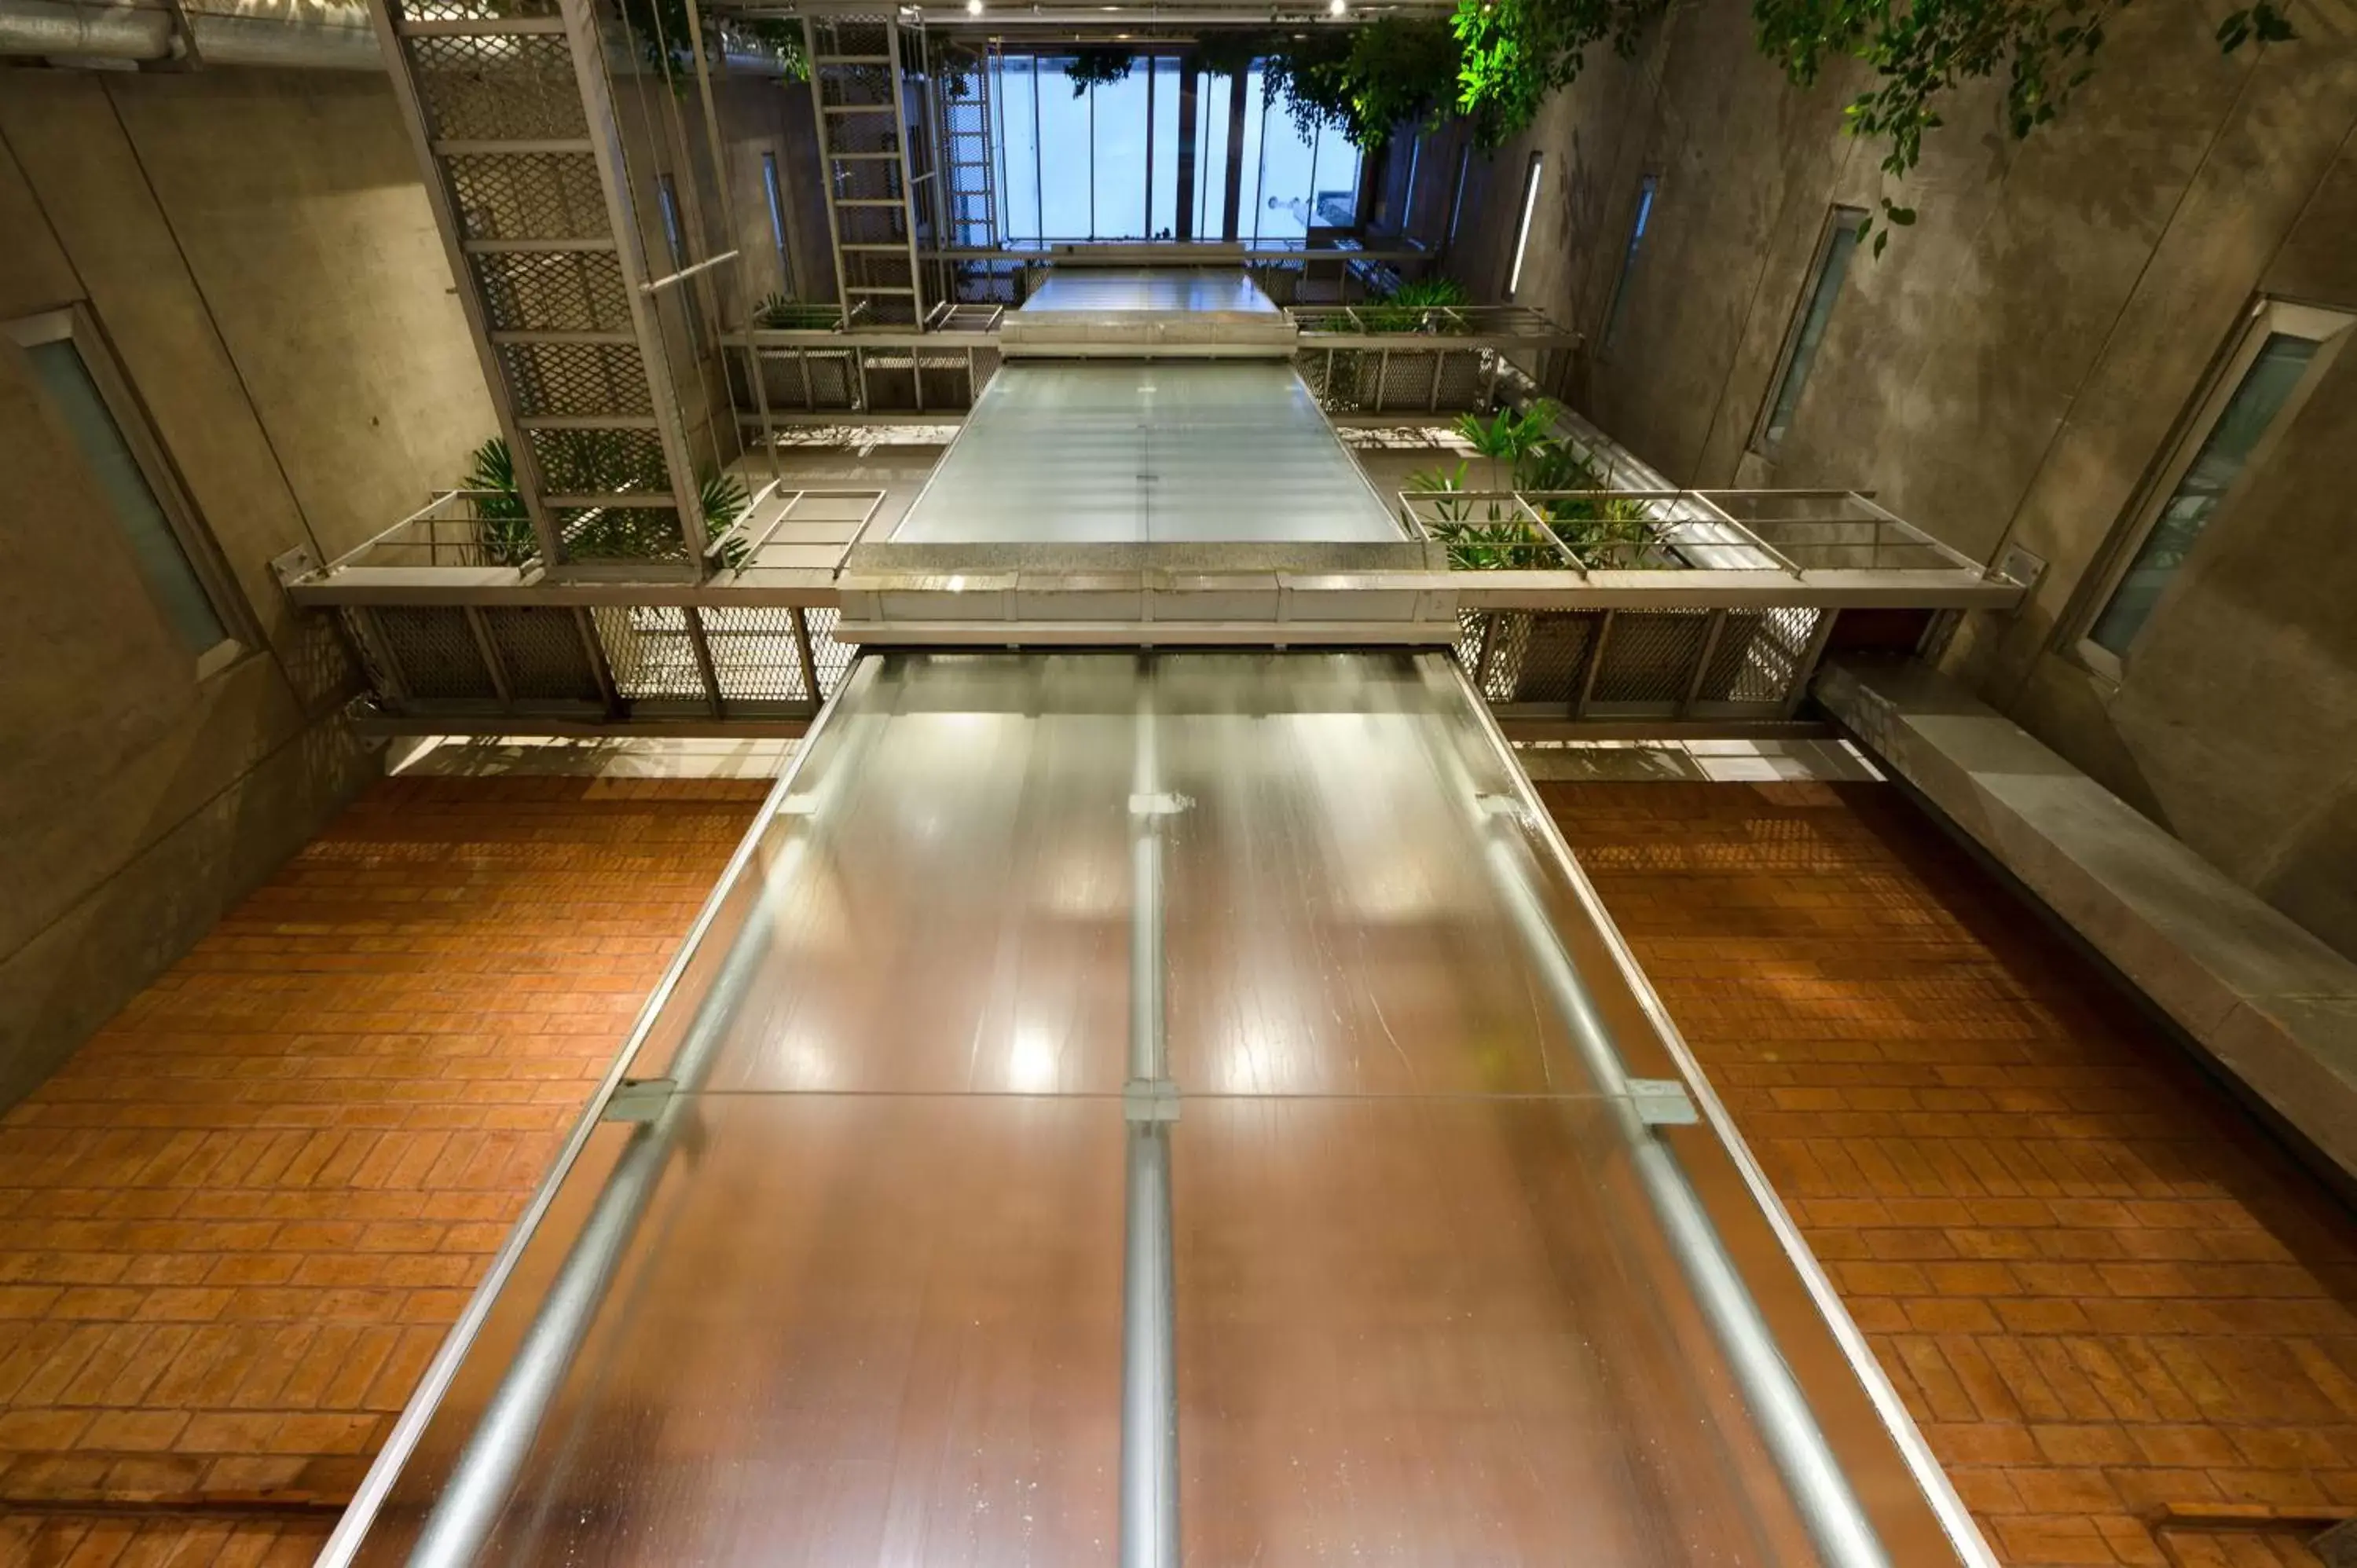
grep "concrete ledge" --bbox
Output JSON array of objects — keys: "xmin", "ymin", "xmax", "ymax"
[{"xmin": 1816, "ymin": 654, "xmax": 2357, "ymax": 1179}]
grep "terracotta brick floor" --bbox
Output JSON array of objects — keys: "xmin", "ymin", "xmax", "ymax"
[
  {"xmin": 1543, "ymin": 780, "xmax": 2357, "ymax": 1567},
  {"xmin": 0, "ymin": 777, "xmax": 767, "ymax": 1563},
  {"xmin": 4, "ymin": 772, "xmax": 2354, "ymax": 1566}
]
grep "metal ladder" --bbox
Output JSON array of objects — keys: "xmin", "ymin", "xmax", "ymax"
[
  {"xmin": 934, "ymin": 42, "xmax": 998, "ymax": 252},
  {"xmin": 802, "ymin": 14, "xmax": 929, "ymax": 328},
  {"xmin": 369, "ymin": 0, "xmax": 716, "ymax": 573}
]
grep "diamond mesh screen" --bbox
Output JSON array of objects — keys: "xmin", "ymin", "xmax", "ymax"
[
  {"xmin": 407, "ymin": 34, "xmax": 586, "ymax": 142},
  {"xmin": 526, "ymin": 426, "xmax": 671, "ymax": 494},
  {"xmin": 1513, "ymin": 613, "xmax": 1601, "ymax": 704},
  {"xmin": 593, "ymin": 606, "xmax": 712, "ymax": 708},
  {"xmin": 809, "ymin": 17, "xmax": 890, "ymax": 57},
  {"xmin": 818, "ymin": 64, "xmax": 896, "ymax": 108},
  {"xmin": 802, "ymin": 605, "xmax": 853, "ymax": 694},
  {"xmin": 557, "ymin": 504, "xmax": 688, "ymax": 562},
  {"xmin": 480, "ymin": 606, "xmax": 600, "ymax": 704},
  {"xmin": 753, "ymin": 350, "xmax": 860, "ymax": 410},
  {"xmin": 1434, "ymin": 348, "xmax": 1492, "ymax": 411},
  {"xmin": 444, "ymin": 153, "xmax": 609, "ymax": 242},
  {"xmin": 497, "ymin": 342, "xmax": 654, "ymax": 417},
  {"xmin": 1700, "ymin": 606, "xmax": 1819, "ymax": 707},
  {"xmin": 1375, "ymin": 350, "xmax": 1441, "ymax": 412},
  {"xmin": 471, "ymin": 249, "xmax": 631, "ymax": 334},
  {"xmin": 1592, "ymin": 611, "xmax": 1710, "ymax": 707},
  {"xmin": 827, "ymin": 112, "xmax": 901, "ymax": 157},
  {"xmin": 827, "ymin": 160, "xmax": 903, "ymax": 202},
  {"xmin": 836, "ymin": 205, "xmax": 909, "ymax": 247},
  {"xmin": 395, "ymin": 0, "xmax": 558, "ymax": 19},
  {"xmin": 376, "ymin": 607, "xmax": 495, "ymax": 701},
  {"xmin": 701, "ymin": 606, "xmax": 813, "ymax": 705}
]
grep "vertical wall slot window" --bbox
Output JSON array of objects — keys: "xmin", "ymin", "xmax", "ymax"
[
  {"xmin": 1504, "ymin": 152, "xmax": 1543, "ymax": 302},
  {"xmin": 1603, "ymin": 174, "xmax": 1657, "ymax": 350},
  {"xmin": 761, "ymin": 151, "xmax": 792, "ymax": 297},
  {"xmin": 2081, "ymin": 299, "xmax": 2352, "ymax": 665},
  {"xmin": 9, "ymin": 308, "xmax": 241, "ymax": 673},
  {"xmin": 657, "ymin": 174, "xmax": 705, "ymax": 352},
  {"xmin": 1756, "ymin": 206, "xmax": 1865, "ymax": 452},
  {"xmin": 1444, "ymin": 142, "xmax": 1472, "ymax": 254}
]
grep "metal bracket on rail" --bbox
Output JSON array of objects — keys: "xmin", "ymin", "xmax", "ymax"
[
  {"xmin": 1626, "ymin": 1078, "xmax": 1699, "ymax": 1127},
  {"xmin": 601, "ymin": 1078, "xmax": 678, "ymax": 1123},
  {"xmin": 1123, "ymin": 1078, "xmax": 1182, "ymax": 1125}
]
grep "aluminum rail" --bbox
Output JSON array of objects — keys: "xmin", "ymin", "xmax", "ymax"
[
  {"xmin": 1414, "ymin": 655, "xmax": 1896, "ymax": 1568},
  {"xmin": 382, "ymin": 688, "xmax": 880, "ymax": 1568},
  {"xmin": 1120, "ymin": 673, "xmax": 1182, "ymax": 1568}
]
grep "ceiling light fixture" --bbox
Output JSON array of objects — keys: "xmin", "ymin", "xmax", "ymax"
[
  {"xmin": 966, "ymin": 0, "xmax": 982, "ymax": 12},
  {"xmin": 1328, "ymin": 0, "xmax": 1347, "ymax": 13}
]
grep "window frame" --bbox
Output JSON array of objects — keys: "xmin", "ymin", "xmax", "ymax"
[
  {"xmin": 6, "ymin": 304, "xmax": 251, "ymax": 680},
  {"xmin": 760, "ymin": 147, "xmax": 794, "ymax": 297},
  {"xmin": 1750, "ymin": 203, "xmax": 1868, "ymax": 457},
  {"xmin": 2070, "ymin": 295, "xmax": 2354, "ymax": 683}
]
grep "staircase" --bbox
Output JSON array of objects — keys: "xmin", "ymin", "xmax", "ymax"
[{"xmin": 372, "ymin": 0, "xmax": 715, "ymax": 574}]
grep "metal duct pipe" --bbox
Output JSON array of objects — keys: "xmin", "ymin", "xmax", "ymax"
[
  {"xmin": 0, "ymin": 1, "xmax": 796, "ymax": 72},
  {"xmin": 0, "ymin": 0, "xmax": 379, "ymax": 68}
]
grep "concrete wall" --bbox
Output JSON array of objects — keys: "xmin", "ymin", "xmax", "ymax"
[
  {"xmin": 1450, "ymin": 0, "xmax": 2357, "ymax": 962},
  {"xmin": 0, "ymin": 65, "xmax": 497, "ymax": 1104}
]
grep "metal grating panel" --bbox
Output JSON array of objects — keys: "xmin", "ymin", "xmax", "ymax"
[
  {"xmin": 826, "ymin": 110, "xmax": 902, "ymax": 157},
  {"xmin": 1375, "ymin": 350, "xmax": 1439, "ymax": 412},
  {"xmin": 817, "ymin": 63, "xmax": 896, "ymax": 108},
  {"xmin": 557, "ymin": 504, "xmax": 688, "ymax": 563},
  {"xmin": 1434, "ymin": 348, "xmax": 1492, "ymax": 410},
  {"xmin": 592, "ymin": 605, "xmax": 712, "ymax": 707},
  {"xmin": 802, "ymin": 605, "xmax": 852, "ymax": 693},
  {"xmin": 701, "ymin": 606, "xmax": 812, "ymax": 705},
  {"xmin": 376, "ymin": 606, "xmax": 496, "ymax": 701},
  {"xmin": 826, "ymin": 159, "xmax": 902, "ymax": 203},
  {"xmin": 480, "ymin": 606, "xmax": 600, "ymax": 704},
  {"xmin": 836, "ymin": 205, "xmax": 908, "ymax": 247},
  {"xmin": 406, "ymin": 34, "xmax": 586, "ymax": 143},
  {"xmin": 1701, "ymin": 606, "xmax": 1819, "ymax": 706},
  {"xmin": 471, "ymin": 250, "xmax": 632, "ymax": 334},
  {"xmin": 526, "ymin": 426, "xmax": 671, "ymax": 493},
  {"xmin": 445, "ymin": 152, "xmax": 608, "ymax": 243},
  {"xmin": 497, "ymin": 341, "xmax": 654, "ymax": 417},
  {"xmin": 1593, "ymin": 611, "xmax": 1711, "ymax": 707},
  {"xmin": 747, "ymin": 350, "xmax": 860, "ymax": 410},
  {"xmin": 396, "ymin": 0, "xmax": 558, "ymax": 19},
  {"xmin": 809, "ymin": 16, "xmax": 889, "ymax": 56}
]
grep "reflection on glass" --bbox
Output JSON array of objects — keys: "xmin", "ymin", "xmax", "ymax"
[
  {"xmin": 27, "ymin": 338, "xmax": 228, "ymax": 657},
  {"xmin": 1761, "ymin": 207, "xmax": 1862, "ymax": 449},
  {"xmin": 2088, "ymin": 331, "xmax": 2318, "ymax": 655}
]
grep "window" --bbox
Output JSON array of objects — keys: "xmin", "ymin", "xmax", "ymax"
[
  {"xmin": 1602, "ymin": 174, "xmax": 1657, "ymax": 350},
  {"xmin": 2079, "ymin": 299, "xmax": 2352, "ymax": 669},
  {"xmin": 1504, "ymin": 152, "xmax": 1543, "ymax": 302},
  {"xmin": 8, "ymin": 307, "xmax": 243, "ymax": 676},
  {"xmin": 656, "ymin": 174, "xmax": 705, "ymax": 352},
  {"xmin": 1444, "ymin": 142, "xmax": 1472, "ymax": 253},
  {"xmin": 761, "ymin": 150, "xmax": 793, "ymax": 296},
  {"xmin": 1756, "ymin": 206, "xmax": 1865, "ymax": 452}
]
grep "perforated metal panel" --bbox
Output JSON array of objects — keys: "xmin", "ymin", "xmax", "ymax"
[
  {"xmin": 407, "ymin": 34, "xmax": 586, "ymax": 142},
  {"xmin": 1592, "ymin": 611, "xmax": 1712, "ymax": 709},
  {"xmin": 481, "ymin": 606, "xmax": 602, "ymax": 705},
  {"xmin": 395, "ymin": 0, "xmax": 557, "ymax": 20},
  {"xmin": 526, "ymin": 427, "xmax": 671, "ymax": 494},
  {"xmin": 471, "ymin": 251, "xmax": 632, "ymax": 334},
  {"xmin": 701, "ymin": 606, "xmax": 812, "ymax": 706},
  {"xmin": 558, "ymin": 504, "xmax": 688, "ymax": 562},
  {"xmin": 497, "ymin": 342, "xmax": 654, "ymax": 418},
  {"xmin": 445, "ymin": 153, "xmax": 608, "ymax": 243},
  {"xmin": 802, "ymin": 605, "xmax": 853, "ymax": 693},
  {"xmin": 376, "ymin": 607, "xmax": 496, "ymax": 702},
  {"xmin": 1699, "ymin": 606, "xmax": 1820, "ymax": 709},
  {"xmin": 593, "ymin": 605, "xmax": 713, "ymax": 709}
]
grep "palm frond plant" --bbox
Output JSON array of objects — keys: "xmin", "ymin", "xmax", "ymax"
[{"xmin": 462, "ymin": 437, "xmax": 538, "ymax": 568}]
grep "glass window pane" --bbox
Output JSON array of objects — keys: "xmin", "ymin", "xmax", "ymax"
[
  {"xmin": 27, "ymin": 338, "xmax": 227, "ymax": 656},
  {"xmin": 999, "ymin": 55, "xmax": 1042, "ymax": 245},
  {"xmin": 1091, "ymin": 67, "xmax": 1149, "ymax": 239},
  {"xmin": 1761, "ymin": 214, "xmax": 1860, "ymax": 449},
  {"xmin": 1036, "ymin": 59, "xmax": 1091, "ymax": 240},
  {"xmin": 1603, "ymin": 174, "xmax": 1657, "ymax": 348},
  {"xmin": 1194, "ymin": 66, "xmax": 1231, "ymax": 238},
  {"xmin": 1149, "ymin": 57, "xmax": 1181, "ymax": 239},
  {"xmin": 2088, "ymin": 331, "xmax": 2319, "ymax": 655}
]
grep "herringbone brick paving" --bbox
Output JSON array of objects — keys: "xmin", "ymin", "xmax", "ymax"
[
  {"xmin": 1543, "ymin": 779, "xmax": 2357, "ymax": 1567},
  {"xmin": 2, "ymin": 774, "xmax": 2352, "ymax": 1566},
  {"xmin": 0, "ymin": 777, "xmax": 767, "ymax": 1564}
]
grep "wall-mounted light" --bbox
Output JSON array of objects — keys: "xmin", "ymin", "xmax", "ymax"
[
  {"xmin": 1328, "ymin": 0, "xmax": 1347, "ymax": 13},
  {"xmin": 966, "ymin": 0, "xmax": 982, "ymax": 13}
]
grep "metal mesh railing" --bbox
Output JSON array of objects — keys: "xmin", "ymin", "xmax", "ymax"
[
  {"xmin": 445, "ymin": 153, "xmax": 608, "ymax": 243},
  {"xmin": 471, "ymin": 250, "xmax": 632, "ymax": 335},
  {"xmin": 1450, "ymin": 605, "xmax": 1833, "ymax": 718},
  {"xmin": 497, "ymin": 342, "xmax": 655, "ymax": 418}
]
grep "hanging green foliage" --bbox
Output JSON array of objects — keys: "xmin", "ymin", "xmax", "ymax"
[{"xmin": 1065, "ymin": 47, "xmax": 1137, "ymax": 96}]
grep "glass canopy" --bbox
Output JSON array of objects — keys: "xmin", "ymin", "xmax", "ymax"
[{"xmin": 336, "ymin": 651, "xmax": 1984, "ymax": 1568}]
